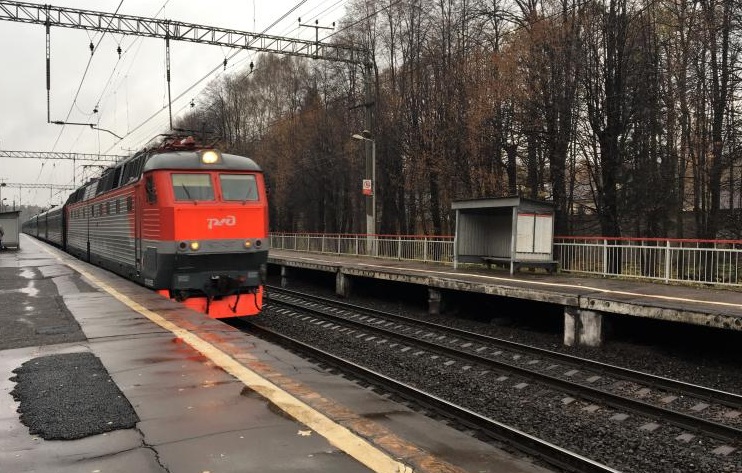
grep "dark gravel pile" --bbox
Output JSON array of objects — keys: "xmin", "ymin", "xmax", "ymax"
[
  {"xmin": 10, "ymin": 352, "xmax": 140, "ymax": 440},
  {"xmin": 263, "ymin": 278, "xmax": 742, "ymax": 473}
]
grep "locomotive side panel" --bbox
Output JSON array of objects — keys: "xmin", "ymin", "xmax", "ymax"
[
  {"xmin": 86, "ymin": 190, "xmax": 137, "ymax": 278},
  {"xmin": 66, "ymin": 204, "xmax": 89, "ymax": 260}
]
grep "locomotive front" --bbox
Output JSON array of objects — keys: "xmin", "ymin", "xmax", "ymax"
[{"xmin": 141, "ymin": 146, "xmax": 269, "ymax": 318}]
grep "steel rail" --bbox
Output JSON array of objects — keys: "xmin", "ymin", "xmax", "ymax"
[
  {"xmin": 240, "ymin": 319, "xmax": 621, "ymax": 473},
  {"xmin": 267, "ymin": 285, "xmax": 742, "ymax": 410},
  {"xmin": 266, "ymin": 288, "xmax": 742, "ymax": 442}
]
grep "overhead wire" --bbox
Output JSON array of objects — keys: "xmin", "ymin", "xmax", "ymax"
[
  {"xmin": 38, "ymin": 0, "xmax": 126, "ymax": 204},
  {"xmin": 49, "ymin": 0, "xmax": 126, "ymax": 152},
  {"xmin": 103, "ymin": 0, "xmax": 317, "ymax": 154},
  {"xmin": 45, "ymin": 1, "xmax": 343, "ymax": 203},
  {"xmin": 38, "ymin": 1, "xmax": 174, "ymax": 206}
]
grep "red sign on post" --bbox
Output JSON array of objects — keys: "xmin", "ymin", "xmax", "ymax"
[{"xmin": 362, "ymin": 179, "xmax": 373, "ymax": 195}]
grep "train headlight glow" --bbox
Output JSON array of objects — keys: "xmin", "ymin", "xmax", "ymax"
[
  {"xmin": 244, "ymin": 240, "xmax": 252, "ymax": 249},
  {"xmin": 201, "ymin": 150, "xmax": 220, "ymax": 164},
  {"xmin": 190, "ymin": 241, "xmax": 200, "ymax": 251}
]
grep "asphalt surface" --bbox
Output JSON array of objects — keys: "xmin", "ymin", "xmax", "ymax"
[{"xmin": 0, "ymin": 251, "xmax": 88, "ymax": 350}]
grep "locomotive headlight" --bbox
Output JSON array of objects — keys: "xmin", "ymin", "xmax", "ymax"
[
  {"xmin": 200, "ymin": 150, "xmax": 221, "ymax": 164},
  {"xmin": 244, "ymin": 240, "xmax": 252, "ymax": 249},
  {"xmin": 190, "ymin": 241, "xmax": 200, "ymax": 251}
]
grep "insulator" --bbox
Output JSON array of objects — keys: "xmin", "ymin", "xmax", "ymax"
[
  {"xmin": 89, "ymin": 42, "xmax": 94, "ymax": 54},
  {"xmin": 117, "ymin": 45, "xmax": 122, "ymax": 58},
  {"xmin": 223, "ymin": 58, "xmax": 227, "ymax": 70},
  {"xmin": 250, "ymin": 61, "xmax": 254, "ymax": 71}
]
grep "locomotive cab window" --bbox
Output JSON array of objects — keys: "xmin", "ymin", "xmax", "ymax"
[
  {"xmin": 145, "ymin": 175, "xmax": 157, "ymax": 204},
  {"xmin": 220, "ymin": 174, "xmax": 259, "ymax": 201},
  {"xmin": 172, "ymin": 173, "xmax": 215, "ymax": 201}
]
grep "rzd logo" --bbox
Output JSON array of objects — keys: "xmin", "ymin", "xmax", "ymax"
[{"xmin": 207, "ymin": 215, "xmax": 236, "ymax": 229}]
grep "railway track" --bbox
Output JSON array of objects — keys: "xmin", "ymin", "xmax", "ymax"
[
  {"xmin": 247, "ymin": 285, "xmax": 741, "ymax": 472},
  {"xmin": 235, "ymin": 318, "xmax": 620, "ymax": 473},
  {"xmin": 264, "ymin": 285, "xmax": 742, "ymax": 442}
]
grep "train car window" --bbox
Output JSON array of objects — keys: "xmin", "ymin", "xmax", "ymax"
[
  {"xmin": 83, "ymin": 182, "xmax": 98, "ymax": 201},
  {"xmin": 116, "ymin": 199, "xmax": 121, "ymax": 214},
  {"xmin": 171, "ymin": 174, "xmax": 214, "ymax": 201},
  {"xmin": 127, "ymin": 196, "xmax": 133, "ymax": 212},
  {"xmin": 219, "ymin": 174, "xmax": 259, "ymax": 201},
  {"xmin": 112, "ymin": 166, "xmax": 123, "ymax": 189},
  {"xmin": 121, "ymin": 155, "xmax": 146, "ymax": 185},
  {"xmin": 145, "ymin": 176, "xmax": 157, "ymax": 204},
  {"xmin": 106, "ymin": 201, "xmax": 111, "ymax": 214}
]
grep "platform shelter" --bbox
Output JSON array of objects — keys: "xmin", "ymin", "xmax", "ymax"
[
  {"xmin": 0, "ymin": 210, "xmax": 20, "ymax": 249},
  {"xmin": 452, "ymin": 196, "xmax": 556, "ymax": 274}
]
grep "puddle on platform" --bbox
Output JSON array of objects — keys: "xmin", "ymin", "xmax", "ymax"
[{"xmin": 19, "ymin": 281, "xmax": 38, "ymax": 297}]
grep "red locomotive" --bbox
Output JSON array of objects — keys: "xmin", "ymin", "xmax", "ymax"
[{"xmin": 23, "ymin": 135, "xmax": 269, "ymax": 318}]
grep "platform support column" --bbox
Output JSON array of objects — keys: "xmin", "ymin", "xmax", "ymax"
[
  {"xmin": 564, "ymin": 307, "xmax": 603, "ymax": 347},
  {"xmin": 336, "ymin": 271, "xmax": 351, "ymax": 298},
  {"xmin": 280, "ymin": 266, "xmax": 291, "ymax": 288},
  {"xmin": 428, "ymin": 288, "xmax": 442, "ymax": 316}
]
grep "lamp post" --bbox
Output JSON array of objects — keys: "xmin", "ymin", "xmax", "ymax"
[{"xmin": 351, "ymin": 131, "xmax": 376, "ymax": 254}]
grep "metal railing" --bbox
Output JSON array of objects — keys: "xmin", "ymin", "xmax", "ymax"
[
  {"xmin": 270, "ymin": 232, "xmax": 454, "ymax": 264},
  {"xmin": 554, "ymin": 237, "xmax": 742, "ymax": 286},
  {"xmin": 269, "ymin": 232, "xmax": 742, "ymax": 287}
]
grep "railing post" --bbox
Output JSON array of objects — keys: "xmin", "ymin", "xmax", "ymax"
[
  {"xmin": 424, "ymin": 238, "xmax": 428, "ymax": 262},
  {"xmin": 602, "ymin": 239, "xmax": 608, "ymax": 276},
  {"xmin": 664, "ymin": 240, "xmax": 671, "ymax": 283},
  {"xmin": 397, "ymin": 236, "xmax": 402, "ymax": 260}
]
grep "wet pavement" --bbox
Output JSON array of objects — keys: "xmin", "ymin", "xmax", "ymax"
[{"xmin": 0, "ymin": 236, "xmax": 553, "ymax": 473}]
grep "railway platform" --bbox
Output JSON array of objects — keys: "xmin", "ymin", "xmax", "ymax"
[
  {"xmin": 0, "ymin": 235, "xmax": 550, "ymax": 473},
  {"xmin": 268, "ymin": 249, "xmax": 742, "ymax": 347}
]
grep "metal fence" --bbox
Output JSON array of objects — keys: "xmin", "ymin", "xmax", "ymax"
[
  {"xmin": 270, "ymin": 233, "xmax": 454, "ymax": 263},
  {"xmin": 554, "ymin": 237, "xmax": 742, "ymax": 286},
  {"xmin": 269, "ymin": 232, "xmax": 742, "ymax": 287}
]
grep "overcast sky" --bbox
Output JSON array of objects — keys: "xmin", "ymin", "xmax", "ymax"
[{"xmin": 0, "ymin": 0, "xmax": 348, "ymax": 208}]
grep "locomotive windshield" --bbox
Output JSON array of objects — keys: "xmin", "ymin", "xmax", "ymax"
[
  {"xmin": 172, "ymin": 173, "xmax": 215, "ymax": 201},
  {"xmin": 220, "ymin": 174, "xmax": 259, "ymax": 201}
]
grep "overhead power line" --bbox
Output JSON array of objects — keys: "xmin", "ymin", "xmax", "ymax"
[
  {"xmin": 0, "ymin": 1, "xmax": 370, "ymax": 66},
  {"xmin": 0, "ymin": 150, "xmax": 125, "ymax": 162},
  {"xmin": 1, "ymin": 182, "xmax": 75, "ymax": 190}
]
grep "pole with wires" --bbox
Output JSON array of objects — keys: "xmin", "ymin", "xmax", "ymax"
[
  {"xmin": 165, "ymin": 29, "xmax": 173, "ymax": 131},
  {"xmin": 45, "ymin": 10, "xmax": 50, "ymax": 123}
]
